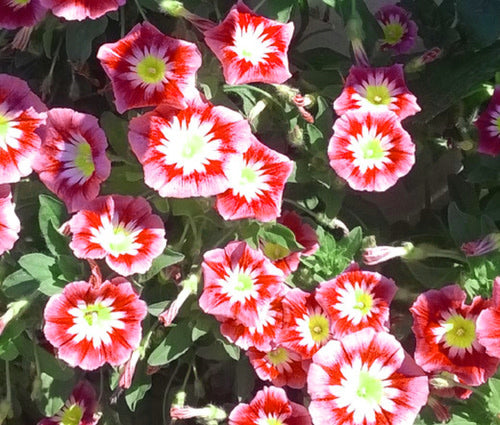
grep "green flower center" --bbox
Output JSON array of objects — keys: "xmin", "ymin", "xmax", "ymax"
[
  {"xmin": 353, "ymin": 289, "xmax": 373, "ymax": 315},
  {"xmin": 266, "ymin": 419, "xmax": 283, "ymax": 425},
  {"xmin": 0, "ymin": 115, "xmax": 10, "ymax": 139},
  {"xmin": 356, "ymin": 371, "xmax": 383, "ymax": 404},
  {"xmin": 266, "ymin": 347, "xmax": 289, "ymax": 366},
  {"xmin": 234, "ymin": 273, "xmax": 254, "ymax": 292},
  {"xmin": 444, "ymin": 315, "xmax": 476, "ymax": 349},
  {"xmin": 496, "ymin": 116, "xmax": 500, "ymax": 133},
  {"xmin": 181, "ymin": 135, "xmax": 205, "ymax": 159},
  {"xmin": 60, "ymin": 404, "xmax": 84, "ymax": 425},
  {"xmin": 361, "ymin": 138, "xmax": 385, "ymax": 160},
  {"xmin": 383, "ymin": 23, "xmax": 404, "ymax": 45},
  {"xmin": 365, "ymin": 85, "xmax": 391, "ymax": 106},
  {"xmin": 240, "ymin": 167, "xmax": 258, "ymax": 185},
  {"xmin": 308, "ymin": 314, "xmax": 330, "ymax": 343},
  {"xmin": 108, "ymin": 227, "xmax": 133, "ymax": 253},
  {"xmin": 136, "ymin": 55, "xmax": 166, "ymax": 84},
  {"xmin": 262, "ymin": 242, "xmax": 290, "ymax": 261},
  {"xmin": 82, "ymin": 302, "xmax": 112, "ymax": 326},
  {"xmin": 74, "ymin": 141, "xmax": 95, "ymax": 177}
]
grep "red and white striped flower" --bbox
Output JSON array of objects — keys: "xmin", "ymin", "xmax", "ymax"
[
  {"xmin": 68, "ymin": 195, "xmax": 167, "ymax": 276},
  {"xmin": 0, "ymin": 0, "xmax": 47, "ymax": 29},
  {"xmin": 0, "ymin": 184, "xmax": 20, "ymax": 256},
  {"xmin": 411, "ymin": 284, "xmax": 500, "ymax": 386},
  {"xmin": 97, "ymin": 22, "xmax": 202, "ymax": 113},
  {"xmin": 40, "ymin": 0, "xmax": 122, "ymax": 20},
  {"xmin": 376, "ymin": 5, "xmax": 418, "ymax": 54},
  {"xmin": 129, "ymin": 100, "xmax": 253, "ymax": 198},
  {"xmin": 199, "ymin": 241, "xmax": 284, "ymax": 326},
  {"xmin": 316, "ymin": 267, "xmax": 397, "ymax": 339},
  {"xmin": 333, "ymin": 65, "xmax": 420, "ymax": 120},
  {"xmin": 43, "ymin": 278, "xmax": 147, "ymax": 371},
  {"xmin": 0, "ymin": 74, "xmax": 46, "ymax": 184},
  {"xmin": 216, "ymin": 137, "xmax": 293, "ymax": 222},
  {"xmin": 328, "ymin": 110, "xmax": 415, "ymax": 192},
  {"xmin": 476, "ymin": 277, "xmax": 500, "ymax": 359},
  {"xmin": 229, "ymin": 386, "xmax": 311, "ymax": 425},
  {"xmin": 279, "ymin": 288, "xmax": 332, "ymax": 359},
  {"xmin": 204, "ymin": 1, "xmax": 294, "ymax": 85},
  {"xmin": 247, "ymin": 346, "xmax": 308, "ymax": 389},
  {"xmin": 308, "ymin": 329, "xmax": 429, "ymax": 425},
  {"xmin": 475, "ymin": 87, "xmax": 500, "ymax": 156},
  {"xmin": 33, "ymin": 108, "xmax": 111, "ymax": 212}
]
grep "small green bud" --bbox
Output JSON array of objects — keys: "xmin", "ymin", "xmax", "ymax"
[{"xmin": 159, "ymin": 0, "xmax": 186, "ymax": 17}]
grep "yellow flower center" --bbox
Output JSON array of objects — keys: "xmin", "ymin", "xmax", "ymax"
[
  {"xmin": 443, "ymin": 315, "xmax": 476, "ymax": 349},
  {"xmin": 496, "ymin": 116, "xmax": 500, "ymax": 133},
  {"xmin": 73, "ymin": 141, "xmax": 95, "ymax": 177},
  {"xmin": 240, "ymin": 167, "xmax": 258, "ymax": 185},
  {"xmin": 353, "ymin": 289, "xmax": 374, "ymax": 315},
  {"xmin": 234, "ymin": 273, "xmax": 253, "ymax": 292},
  {"xmin": 266, "ymin": 347, "xmax": 289, "ymax": 366},
  {"xmin": 365, "ymin": 85, "xmax": 391, "ymax": 106},
  {"xmin": 266, "ymin": 419, "xmax": 283, "ymax": 425},
  {"xmin": 356, "ymin": 371, "xmax": 383, "ymax": 404},
  {"xmin": 308, "ymin": 314, "xmax": 330, "ymax": 343},
  {"xmin": 60, "ymin": 404, "xmax": 84, "ymax": 425},
  {"xmin": 181, "ymin": 135, "xmax": 205, "ymax": 159},
  {"xmin": 0, "ymin": 115, "xmax": 10, "ymax": 139},
  {"xmin": 136, "ymin": 55, "xmax": 166, "ymax": 84},
  {"xmin": 383, "ymin": 23, "xmax": 405, "ymax": 45},
  {"xmin": 108, "ymin": 227, "xmax": 133, "ymax": 253},
  {"xmin": 361, "ymin": 138, "xmax": 385, "ymax": 160}
]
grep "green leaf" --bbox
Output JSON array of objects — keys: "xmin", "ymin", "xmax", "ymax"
[
  {"xmin": 234, "ymin": 356, "xmax": 255, "ymax": 402},
  {"xmin": 100, "ymin": 112, "xmax": 131, "ymax": 160},
  {"xmin": 38, "ymin": 195, "xmax": 69, "ymax": 257},
  {"xmin": 218, "ymin": 338, "xmax": 240, "ymax": 361},
  {"xmin": 125, "ymin": 362, "xmax": 152, "ymax": 412},
  {"xmin": 487, "ymin": 378, "xmax": 500, "ymax": 415},
  {"xmin": 258, "ymin": 223, "xmax": 304, "ymax": 251},
  {"xmin": 0, "ymin": 320, "xmax": 24, "ymax": 360},
  {"xmin": 405, "ymin": 261, "xmax": 461, "ymax": 289},
  {"xmin": 18, "ymin": 253, "xmax": 56, "ymax": 283},
  {"xmin": 448, "ymin": 202, "xmax": 482, "ymax": 245},
  {"xmin": 337, "ymin": 226, "xmax": 363, "ymax": 257},
  {"xmin": 136, "ymin": 249, "xmax": 184, "ymax": 283},
  {"xmin": 259, "ymin": 0, "xmax": 295, "ymax": 22},
  {"xmin": 147, "ymin": 321, "xmax": 193, "ymax": 366},
  {"xmin": 39, "ymin": 373, "xmax": 72, "ymax": 417},
  {"xmin": 456, "ymin": 1, "xmax": 500, "ymax": 48},
  {"xmin": 65, "ymin": 17, "xmax": 108, "ymax": 63},
  {"xmin": 2, "ymin": 269, "xmax": 39, "ymax": 298},
  {"xmin": 322, "ymin": 0, "xmax": 336, "ymax": 6}
]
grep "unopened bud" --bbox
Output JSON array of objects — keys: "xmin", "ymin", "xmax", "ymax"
[{"xmin": 159, "ymin": 0, "xmax": 186, "ymax": 17}]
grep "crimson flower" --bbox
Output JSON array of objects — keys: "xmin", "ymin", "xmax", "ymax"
[
  {"xmin": 0, "ymin": 74, "xmax": 46, "ymax": 184},
  {"xmin": 43, "ymin": 278, "xmax": 147, "ymax": 370},
  {"xmin": 308, "ymin": 329, "xmax": 429, "ymax": 425},
  {"xmin": 315, "ymin": 267, "xmax": 397, "ymax": 339},
  {"xmin": 0, "ymin": 184, "xmax": 20, "ymax": 255},
  {"xmin": 229, "ymin": 386, "xmax": 311, "ymax": 425},
  {"xmin": 204, "ymin": 1, "xmax": 294, "ymax": 85},
  {"xmin": 128, "ymin": 99, "xmax": 252, "ymax": 198},
  {"xmin": 40, "ymin": 0, "xmax": 123, "ymax": 20},
  {"xmin": 410, "ymin": 284, "xmax": 500, "ymax": 386},
  {"xmin": 475, "ymin": 86, "xmax": 500, "ymax": 156},
  {"xmin": 216, "ymin": 137, "xmax": 293, "ymax": 222},
  {"xmin": 97, "ymin": 22, "xmax": 202, "ymax": 113},
  {"xmin": 0, "ymin": 0, "xmax": 46, "ymax": 29},
  {"xmin": 328, "ymin": 110, "xmax": 415, "ymax": 192},
  {"xmin": 333, "ymin": 65, "xmax": 420, "ymax": 120},
  {"xmin": 376, "ymin": 5, "xmax": 418, "ymax": 54},
  {"xmin": 68, "ymin": 195, "xmax": 167, "ymax": 276},
  {"xmin": 33, "ymin": 108, "xmax": 111, "ymax": 212},
  {"xmin": 477, "ymin": 277, "xmax": 500, "ymax": 358}
]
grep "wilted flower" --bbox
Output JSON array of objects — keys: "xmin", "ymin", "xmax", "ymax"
[
  {"xmin": 158, "ymin": 274, "xmax": 199, "ymax": 327},
  {"xmin": 40, "ymin": 0, "xmax": 122, "ymax": 20},
  {"xmin": 97, "ymin": 22, "xmax": 202, "ymax": 113},
  {"xmin": 475, "ymin": 86, "xmax": 500, "ymax": 156},
  {"xmin": 204, "ymin": 1, "xmax": 294, "ymax": 85},
  {"xmin": 362, "ymin": 242, "xmax": 414, "ymax": 265},
  {"xmin": 328, "ymin": 110, "xmax": 415, "ymax": 192},
  {"xmin": 461, "ymin": 233, "xmax": 500, "ymax": 257},
  {"xmin": 0, "ymin": 0, "xmax": 46, "ymax": 29},
  {"xmin": 375, "ymin": 5, "xmax": 418, "ymax": 54}
]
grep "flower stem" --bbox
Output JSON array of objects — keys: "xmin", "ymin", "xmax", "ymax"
[{"xmin": 162, "ymin": 362, "xmax": 181, "ymax": 425}]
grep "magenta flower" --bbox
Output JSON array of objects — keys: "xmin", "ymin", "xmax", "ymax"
[
  {"xmin": 200, "ymin": 241, "xmax": 284, "ymax": 326},
  {"xmin": 97, "ymin": 22, "xmax": 202, "ymax": 113},
  {"xmin": 475, "ymin": 87, "xmax": 500, "ymax": 156},
  {"xmin": 307, "ymin": 329, "xmax": 429, "ymax": 425},
  {"xmin": 247, "ymin": 346, "xmax": 308, "ymax": 389},
  {"xmin": 43, "ymin": 278, "xmax": 147, "ymax": 370},
  {"xmin": 315, "ymin": 267, "xmax": 397, "ymax": 339},
  {"xmin": 375, "ymin": 5, "xmax": 418, "ymax": 54},
  {"xmin": 40, "ymin": 0, "xmax": 123, "ymax": 20},
  {"xmin": 68, "ymin": 195, "xmax": 167, "ymax": 276},
  {"xmin": 0, "ymin": 74, "xmax": 46, "ymax": 184},
  {"xmin": 0, "ymin": 184, "xmax": 20, "ymax": 255},
  {"xmin": 410, "ymin": 284, "xmax": 500, "ymax": 386},
  {"xmin": 128, "ymin": 100, "xmax": 253, "ymax": 198},
  {"xmin": 204, "ymin": 1, "xmax": 294, "ymax": 85},
  {"xmin": 333, "ymin": 65, "xmax": 421, "ymax": 120},
  {"xmin": 477, "ymin": 277, "xmax": 500, "ymax": 358},
  {"xmin": 216, "ymin": 137, "xmax": 293, "ymax": 222},
  {"xmin": 33, "ymin": 108, "xmax": 111, "ymax": 212},
  {"xmin": 38, "ymin": 381, "xmax": 100, "ymax": 425},
  {"xmin": 229, "ymin": 386, "xmax": 311, "ymax": 425},
  {"xmin": 328, "ymin": 110, "xmax": 415, "ymax": 192},
  {"xmin": 0, "ymin": 0, "xmax": 47, "ymax": 29},
  {"xmin": 461, "ymin": 233, "xmax": 500, "ymax": 257}
]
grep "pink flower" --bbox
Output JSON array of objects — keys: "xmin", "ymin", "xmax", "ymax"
[
  {"xmin": 204, "ymin": 1, "xmax": 294, "ymax": 85},
  {"xmin": 328, "ymin": 110, "xmax": 415, "ymax": 192},
  {"xmin": 33, "ymin": 108, "xmax": 111, "ymax": 212},
  {"xmin": 43, "ymin": 278, "xmax": 147, "ymax": 370},
  {"xmin": 199, "ymin": 241, "xmax": 284, "ymax": 326},
  {"xmin": 362, "ymin": 243, "xmax": 413, "ymax": 265},
  {"xmin": 376, "ymin": 5, "xmax": 418, "ymax": 54},
  {"xmin": 315, "ymin": 267, "xmax": 397, "ymax": 339},
  {"xmin": 0, "ymin": 74, "xmax": 46, "ymax": 184},
  {"xmin": 229, "ymin": 386, "xmax": 311, "ymax": 425},
  {"xmin": 97, "ymin": 22, "xmax": 202, "ymax": 113},
  {"xmin": 37, "ymin": 381, "xmax": 100, "ymax": 425},
  {"xmin": 40, "ymin": 0, "xmax": 122, "ymax": 20},
  {"xmin": 333, "ymin": 64, "xmax": 421, "ymax": 120},
  {"xmin": 475, "ymin": 87, "xmax": 500, "ymax": 156},
  {"xmin": 308, "ymin": 329, "xmax": 429, "ymax": 425},
  {"xmin": 279, "ymin": 288, "xmax": 332, "ymax": 359},
  {"xmin": 247, "ymin": 346, "xmax": 308, "ymax": 389},
  {"xmin": 477, "ymin": 277, "xmax": 500, "ymax": 358},
  {"xmin": 0, "ymin": 184, "xmax": 20, "ymax": 255},
  {"xmin": 216, "ymin": 137, "xmax": 293, "ymax": 222},
  {"xmin": 461, "ymin": 233, "xmax": 500, "ymax": 257},
  {"xmin": 0, "ymin": 0, "xmax": 47, "ymax": 30},
  {"xmin": 410, "ymin": 284, "xmax": 500, "ymax": 386},
  {"xmin": 128, "ymin": 100, "xmax": 252, "ymax": 198},
  {"xmin": 68, "ymin": 195, "xmax": 167, "ymax": 276}
]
